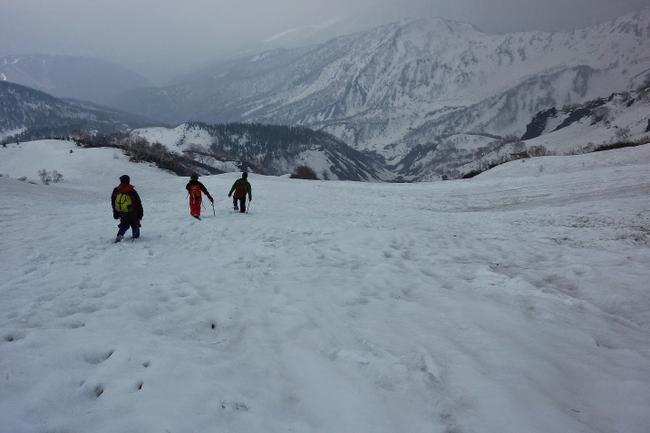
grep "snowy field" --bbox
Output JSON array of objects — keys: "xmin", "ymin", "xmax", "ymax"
[{"xmin": 1, "ymin": 140, "xmax": 649, "ymax": 433}]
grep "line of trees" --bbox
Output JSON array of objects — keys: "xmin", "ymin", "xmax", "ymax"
[{"xmin": 72, "ymin": 131, "xmax": 207, "ymax": 176}]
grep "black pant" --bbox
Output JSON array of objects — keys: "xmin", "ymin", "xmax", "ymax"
[
  {"xmin": 233, "ymin": 196, "xmax": 246, "ymax": 213},
  {"xmin": 118, "ymin": 210, "xmax": 141, "ymax": 231}
]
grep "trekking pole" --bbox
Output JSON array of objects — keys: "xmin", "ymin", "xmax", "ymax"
[
  {"xmin": 211, "ymin": 200, "xmax": 216, "ymax": 216},
  {"xmin": 246, "ymin": 197, "xmax": 251, "ymax": 214}
]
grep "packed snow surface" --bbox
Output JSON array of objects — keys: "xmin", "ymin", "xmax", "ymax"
[{"xmin": 1, "ymin": 140, "xmax": 649, "ymax": 433}]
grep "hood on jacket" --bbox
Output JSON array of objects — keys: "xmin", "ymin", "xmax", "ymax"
[{"xmin": 117, "ymin": 184, "xmax": 134, "ymax": 193}]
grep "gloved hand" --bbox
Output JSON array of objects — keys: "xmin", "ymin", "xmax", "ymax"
[
  {"xmin": 210, "ymin": 197, "xmax": 214, "ymax": 203},
  {"xmin": 113, "ymin": 211, "xmax": 119, "ymax": 220},
  {"xmin": 228, "ymin": 193, "xmax": 232, "ymax": 198}
]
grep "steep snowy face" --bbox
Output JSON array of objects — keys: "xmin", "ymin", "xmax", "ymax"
[
  {"xmin": 111, "ymin": 9, "xmax": 650, "ymax": 162},
  {"xmin": 262, "ymin": 12, "xmax": 650, "ymax": 157}
]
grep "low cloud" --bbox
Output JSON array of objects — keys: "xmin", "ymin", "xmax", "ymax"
[{"xmin": 1, "ymin": 0, "xmax": 649, "ymax": 83}]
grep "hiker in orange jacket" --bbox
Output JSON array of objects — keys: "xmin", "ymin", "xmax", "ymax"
[{"xmin": 186, "ymin": 173, "xmax": 214, "ymax": 220}]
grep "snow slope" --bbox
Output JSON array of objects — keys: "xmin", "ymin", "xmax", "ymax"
[{"xmin": 1, "ymin": 140, "xmax": 649, "ymax": 433}]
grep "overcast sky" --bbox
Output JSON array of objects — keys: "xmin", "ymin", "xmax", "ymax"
[{"xmin": 1, "ymin": 0, "xmax": 649, "ymax": 83}]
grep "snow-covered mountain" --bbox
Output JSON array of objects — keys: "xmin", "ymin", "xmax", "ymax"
[
  {"xmin": 0, "ymin": 81, "xmax": 156, "ymax": 142},
  {"xmin": 0, "ymin": 81, "xmax": 387, "ymax": 181},
  {"xmin": 0, "ymin": 54, "xmax": 153, "ymax": 106},
  {"xmin": 111, "ymin": 8, "xmax": 650, "ymax": 167},
  {"xmin": 397, "ymin": 85, "xmax": 650, "ymax": 181},
  {"xmin": 131, "ymin": 122, "xmax": 389, "ymax": 181}
]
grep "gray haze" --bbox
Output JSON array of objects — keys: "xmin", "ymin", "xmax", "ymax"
[{"xmin": 2, "ymin": 0, "xmax": 649, "ymax": 84}]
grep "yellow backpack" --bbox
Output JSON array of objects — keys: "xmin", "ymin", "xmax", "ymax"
[{"xmin": 114, "ymin": 193, "xmax": 133, "ymax": 212}]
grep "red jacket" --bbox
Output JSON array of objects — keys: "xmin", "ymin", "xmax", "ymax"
[{"xmin": 186, "ymin": 180, "xmax": 213, "ymax": 201}]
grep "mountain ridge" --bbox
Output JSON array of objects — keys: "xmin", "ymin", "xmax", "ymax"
[
  {"xmin": 0, "ymin": 81, "xmax": 157, "ymax": 141},
  {"xmin": 110, "ymin": 8, "xmax": 650, "ymax": 165},
  {"xmin": 0, "ymin": 81, "xmax": 386, "ymax": 181},
  {"xmin": 0, "ymin": 54, "xmax": 153, "ymax": 106},
  {"xmin": 2, "ymin": 9, "xmax": 649, "ymax": 182},
  {"xmin": 130, "ymin": 122, "xmax": 389, "ymax": 181}
]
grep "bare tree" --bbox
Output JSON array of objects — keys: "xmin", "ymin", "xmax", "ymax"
[{"xmin": 291, "ymin": 165, "xmax": 319, "ymax": 180}]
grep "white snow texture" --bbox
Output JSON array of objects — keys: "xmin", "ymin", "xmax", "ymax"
[{"xmin": 1, "ymin": 140, "xmax": 649, "ymax": 433}]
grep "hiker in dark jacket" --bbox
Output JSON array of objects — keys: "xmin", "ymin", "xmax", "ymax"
[
  {"xmin": 228, "ymin": 172, "xmax": 252, "ymax": 213},
  {"xmin": 186, "ymin": 173, "xmax": 214, "ymax": 220},
  {"xmin": 111, "ymin": 175, "xmax": 143, "ymax": 242}
]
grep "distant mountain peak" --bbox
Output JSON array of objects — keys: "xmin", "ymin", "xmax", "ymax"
[
  {"xmin": 0, "ymin": 54, "xmax": 153, "ymax": 106},
  {"xmin": 0, "ymin": 80, "xmax": 156, "ymax": 141},
  {"xmin": 111, "ymin": 8, "xmax": 650, "ymax": 173}
]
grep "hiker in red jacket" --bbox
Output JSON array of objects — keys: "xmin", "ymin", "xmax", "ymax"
[
  {"xmin": 186, "ymin": 173, "xmax": 214, "ymax": 220},
  {"xmin": 111, "ymin": 175, "xmax": 143, "ymax": 242}
]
